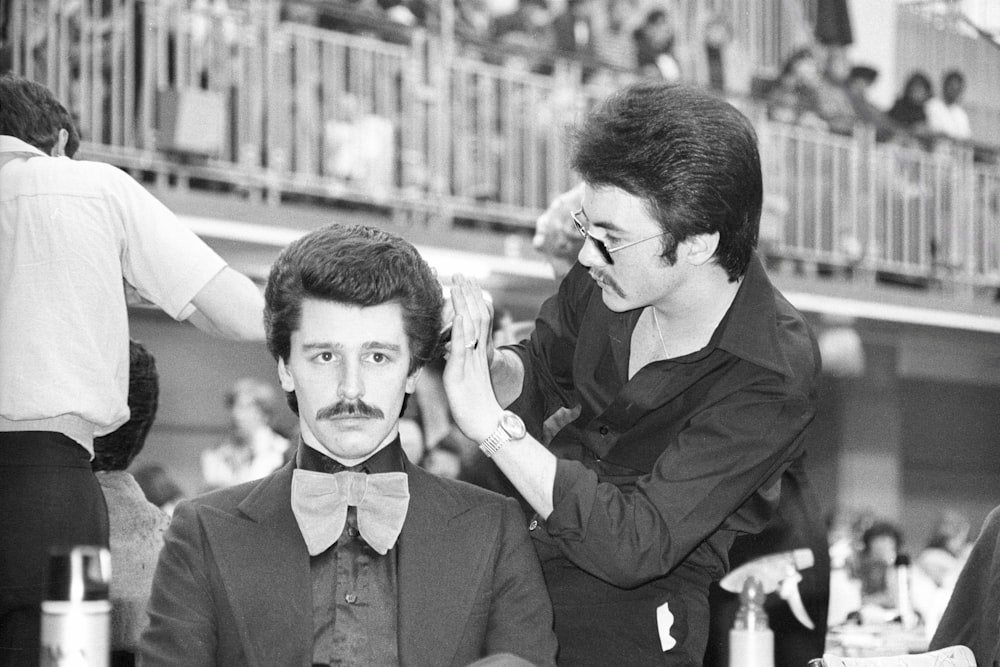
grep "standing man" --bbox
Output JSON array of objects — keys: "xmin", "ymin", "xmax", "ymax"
[
  {"xmin": 443, "ymin": 82, "xmax": 821, "ymax": 664},
  {"xmin": 0, "ymin": 73, "xmax": 264, "ymax": 665},
  {"xmin": 140, "ymin": 224, "xmax": 557, "ymax": 666},
  {"xmin": 91, "ymin": 340, "xmax": 171, "ymax": 665},
  {"xmin": 926, "ymin": 69, "xmax": 972, "ymax": 142},
  {"xmin": 200, "ymin": 377, "xmax": 292, "ymax": 490}
]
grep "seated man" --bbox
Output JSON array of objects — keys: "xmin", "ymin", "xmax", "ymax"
[
  {"xmin": 92, "ymin": 340, "xmax": 171, "ymax": 666},
  {"xmin": 141, "ymin": 224, "xmax": 557, "ymax": 666}
]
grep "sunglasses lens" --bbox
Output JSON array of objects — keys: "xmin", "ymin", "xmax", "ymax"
[
  {"xmin": 595, "ymin": 239, "xmax": 613, "ymax": 264},
  {"xmin": 573, "ymin": 210, "xmax": 614, "ymax": 264}
]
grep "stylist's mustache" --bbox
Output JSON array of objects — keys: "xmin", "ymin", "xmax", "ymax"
[{"xmin": 316, "ymin": 400, "xmax": 384, "ymax": 420}]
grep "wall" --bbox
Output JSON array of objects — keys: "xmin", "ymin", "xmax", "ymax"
[
  {"xmin": 809, "ymin": 328, "xmax": 1000, "ymax": 553},
  {"xmin": 901, "ymin": 377, "xmax": 1000, "ymax": 547}
]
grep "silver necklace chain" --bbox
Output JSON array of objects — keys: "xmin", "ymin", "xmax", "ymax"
[{"xmin": 651, "ymin": 307, "xmax": 668, "ymax": 358}]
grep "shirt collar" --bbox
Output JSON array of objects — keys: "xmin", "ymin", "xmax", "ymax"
[
  {"xmin": 296, "ymin": 437, "xmax": 406, "ymax": 475},
  {"xmin": 710, "ymin": 252, "xmax": 794, "ymax": 377},
  {"xmin": 0, "ymin": 135, "xmax": 47, "ymax": 157}
]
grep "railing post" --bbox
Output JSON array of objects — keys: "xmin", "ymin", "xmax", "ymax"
[
  {"xmin": 427, "ymin": 0, "xmax": 455, "ymax": 227},
  {"xmin": 957, "ymin": 146, "xmax": 977, "ymax": 300},
  {"xmin": 263, "ymin": 0, "xmax": 288, "ymax": 205}
]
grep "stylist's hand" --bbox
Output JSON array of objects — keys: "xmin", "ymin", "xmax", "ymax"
[{"xmin": 442, "ymin": 275, "xmax": 503, "ymax": 444}]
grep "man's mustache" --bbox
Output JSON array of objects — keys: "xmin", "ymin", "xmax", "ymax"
[{"xmin": 315, "ymin": 400, "xmax": 384, "ymax": 421}]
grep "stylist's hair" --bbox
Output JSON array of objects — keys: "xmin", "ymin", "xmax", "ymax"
[
  {"xmin": 572, "ymin": 81, "xmax": 761, "ymax": 281},
  {"xmin": 264, "ymin": 224, "xmax": 443, "ymax": 414},
  {"xmin": 0, "ymin": 73, "xmax": 80, "ymax": 157}
]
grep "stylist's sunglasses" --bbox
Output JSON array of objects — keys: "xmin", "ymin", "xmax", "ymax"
[{"xmin": 570, "ymin": 209, "xmax": 667, "ymax": 265}]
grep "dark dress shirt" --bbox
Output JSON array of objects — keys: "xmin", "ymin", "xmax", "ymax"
[
  {"xmin": 506, "ymin": 253, "xmax": 820, "ymax": 665},
  {"xmin": 297, "ymin": 440, "xmax": 405, "ymax": 667},
  {"xmin": 887, "ymin": 97, "xmax": 927, "ymax": 130}
]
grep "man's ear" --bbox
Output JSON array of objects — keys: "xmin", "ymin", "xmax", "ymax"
[
  {"xmin": 50, "ymin": 128, "xmax": 69, "ymax": 157},
  {"xmin": 683, "ymin": 232, "xmax": 721, "ymax": 266},
  {"xmin": 278, "ymin": 358, "xmax": 295, "ymax": 392},
  {"xmin": 405, "ymin": 366, "xmax": 423, "ymax": 395}
]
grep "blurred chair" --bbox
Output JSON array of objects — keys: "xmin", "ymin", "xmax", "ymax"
[{"xmin": 813, "ymin": 644, "xmax": 976, "ymax": 666}]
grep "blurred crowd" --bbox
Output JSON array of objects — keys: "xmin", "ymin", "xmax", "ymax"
[
  {"xmin": 760, "ymin": 43, "xmax": 976, "ymax": 154},
  {"xmin": 283, "ymin": 0, "xmax": 735, "ymax": 86},
  {"xmin": 826, "ymin": 507, "xmax": 974, "ymax": 640}
]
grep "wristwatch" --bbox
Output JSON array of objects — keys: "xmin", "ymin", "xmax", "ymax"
[{"xmin": 478, "ymin": 411, "xmax": 526, "ymax": 458}]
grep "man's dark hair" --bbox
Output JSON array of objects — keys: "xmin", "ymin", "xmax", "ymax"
[
  {"xmin": 942, "ymin": 69, "xmax": 965, "ymax": 88},
  {"xmin": 572, "ymin": 81, "xmax": 761, "ymax": 281},
  {"xmin": 264, "ymin": 224, "xmax": 443, "ymax": 414},
  {"xmin": 902, "ymin": 71, "xmax": 933, "ymax": 99},
  {"xmin": 133, "ymin": 464, "xmax": 184, "ymax": 509},
  {"xmin": 92, "ymin": 340, "xmax": 160, "ymax": 472},
  {"xmin": 0, "ymin": 73, "xmax": 80, "ymax": 157},
  {"xmin": 848, "ymin": 65, "xmax": 879, "ymax": 85},
  {"xmin": 862, "ymin": 521, "xmax": 903, "ymax": 553}
]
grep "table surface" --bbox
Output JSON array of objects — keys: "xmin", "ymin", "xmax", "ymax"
[{"xmin": 826, "ymin": 622, "xmax": 932, "ymax": 657}]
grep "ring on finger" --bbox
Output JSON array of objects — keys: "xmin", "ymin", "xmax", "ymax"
[{"xmin": 465, "ymin": 340, "xmax": 478, "ymax": 349}]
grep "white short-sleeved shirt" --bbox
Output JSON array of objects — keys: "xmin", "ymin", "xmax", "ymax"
[
  {"xmin": 926, "ymin": 98, "xmax": 972, "ymax": 141},
  {"xmin": 0, "ymin": 136, "xmax": 227, "ymax": 453}
]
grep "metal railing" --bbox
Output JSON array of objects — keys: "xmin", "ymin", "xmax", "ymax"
[{"xmin": 4, "ymin": 0, "xmax": 998, "ymax": 295}]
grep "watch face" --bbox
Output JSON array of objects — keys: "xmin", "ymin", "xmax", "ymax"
[{"xmin": 500, "ymin": 411, "xmax": 526, "ymax": 439}]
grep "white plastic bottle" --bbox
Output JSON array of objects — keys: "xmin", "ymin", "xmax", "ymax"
[
  {"xmin": 894, "ymin": 553, "xmax": 918, "ymax": 630},
  {"xmin": 40, "ymin": 545, "xmax": 112, "ymax": 667},
  {"xmin": 729, "ymin": 575, "xmax": 774, "ymax": 667}
]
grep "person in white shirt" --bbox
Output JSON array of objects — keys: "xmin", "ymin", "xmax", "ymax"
[
  {"xmin": 0, "ymin": 72, "xmax": 264, "ymax": 665},
  {"xmin": 925, "ymin": 69, "xmax": 972, "ymax": 141}
]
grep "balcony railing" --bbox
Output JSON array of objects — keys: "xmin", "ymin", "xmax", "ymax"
[{"xmin": 4, "ymin": 0, "xmax": 998, "ymax": 296}]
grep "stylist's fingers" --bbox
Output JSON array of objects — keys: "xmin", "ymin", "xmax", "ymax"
[
  {"xmin": 449, "ymin": 313, "xmax": 469, "ymax": 357},
  {"xmin": 451, "ymin": 285, "xmax": 480, "ymax": 353},
  {"xmin": 451, "ymin": 275, "xmax": 480, "ymax": 347},
  {"xmin": 464, "ymin": 277, "xmax": 493, "ymax": 332}
]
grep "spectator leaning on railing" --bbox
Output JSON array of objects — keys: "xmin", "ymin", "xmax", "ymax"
[{"xmin": 925, "ymin": 69, "xmax": 972, "ymax": 143}]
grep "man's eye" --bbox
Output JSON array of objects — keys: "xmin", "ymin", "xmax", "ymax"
[
  {"xmin": 369, "ymin": 352, "xmax": 387, "ymax": 364},
  {"xmin": 317, "ymin": 351, "xmax": 334, "ymax": 363}
]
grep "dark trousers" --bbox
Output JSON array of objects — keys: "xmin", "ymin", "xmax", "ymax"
[{"xmin": 0, "ymin": 432, "xmax": 109, "ymax": 667}]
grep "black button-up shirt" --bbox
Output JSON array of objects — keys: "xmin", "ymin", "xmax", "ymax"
[
  {"xmin": 507, "ymin": 253, "xmax": 820, "ymax": 664},
  {"xmin": 298, "ymin": 439, "xmax": 405, "ymax": 667}
]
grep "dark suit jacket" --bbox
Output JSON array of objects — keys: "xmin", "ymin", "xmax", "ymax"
[
  {"xmin": 929, "ymin": 504, "xmax": 1000, "ymax": 667},
  {"xmin": 140, "ymin": 458, "xmax": 557, "ymax": 667}
]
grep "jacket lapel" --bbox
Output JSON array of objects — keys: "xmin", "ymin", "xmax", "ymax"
[
  {"xmin": 201, "ymin": 463, "xmax": 313, "ymax": 667},
  {"xmin": 396, "ymin": 462, "xmax": 493, "ymax": 666}
]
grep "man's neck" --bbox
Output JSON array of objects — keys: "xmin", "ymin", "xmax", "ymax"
[
  {"xmin": 300, "ymin": 428, "xmax": 399, "ymax": 468},
  {"xmin": 651, "ymin": 268, "xmax": 741, "ymax": 354}
]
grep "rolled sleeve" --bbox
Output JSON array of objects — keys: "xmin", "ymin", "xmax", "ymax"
[
  {"xmin": 104, "ymin": 165, "xmax": 228, "ymax": 320},
  {"xmin": 540, "ymin": 383, "xmax": 815, "ymax": 589}
]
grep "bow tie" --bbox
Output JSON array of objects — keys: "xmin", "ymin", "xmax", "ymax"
[{"xmin": 291, "ymin": 469, "xmax": 410, "ymax": 556}]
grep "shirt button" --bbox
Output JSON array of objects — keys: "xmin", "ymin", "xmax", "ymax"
[
  {"xmin": 344, "ymin": 592, "xmax": 358, "ymax": 604},
  {"xmin": 347, "ymin": 526, "xmax": 358, "ymax": 538},
  {"xmin": 599, "ymin": 426, "xmax": 609, "ymax": 435},
  {"xmin": 528, "ymin": 519, "xmax": 539, "ymax": 531}
]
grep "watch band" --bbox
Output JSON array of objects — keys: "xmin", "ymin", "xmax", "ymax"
[
  {"xmin": 478, "ymin": 427, "xmax": 509, "ymax": 458},
  {"xmin": 478, "ymin": 411, "xmax": 526, "ymax": 458}
]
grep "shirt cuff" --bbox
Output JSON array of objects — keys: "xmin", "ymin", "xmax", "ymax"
[{"xmin": 543, "ymin": 459, "xmax": 599, "ymax": 539}]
